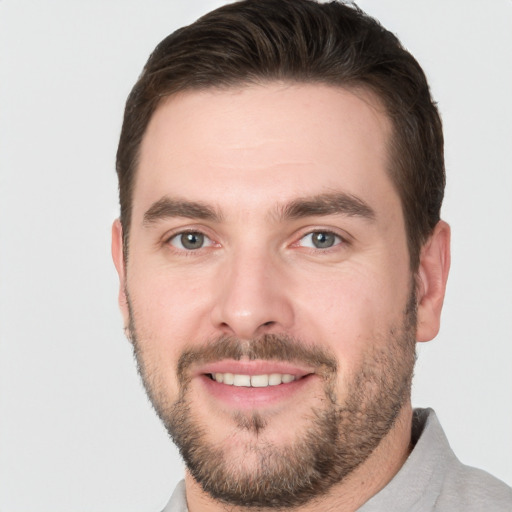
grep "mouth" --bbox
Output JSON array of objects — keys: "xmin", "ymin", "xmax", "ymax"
[
  {"xmin": 208, "ymin": 372, "xmax": 298, "ymax": 387},
  {"xmin": 195, "ymin": 360, "xmax": 317, "ymax": 409}
]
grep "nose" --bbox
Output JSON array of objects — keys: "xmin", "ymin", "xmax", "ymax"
[{"xmin": 210, "ymin": 248, "xmax": 294, "ymax": 340}]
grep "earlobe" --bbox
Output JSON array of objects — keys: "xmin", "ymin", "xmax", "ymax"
[
  {"xmin": 416, "ymin": 220, "xmax": 451, "ymax": 342},
  {"xmin": 111, "ymin": 219, "xmax": 130, "ymax": 325}
]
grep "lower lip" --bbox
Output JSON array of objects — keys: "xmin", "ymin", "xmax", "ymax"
[{"xmin": 199, "ymin": 374, "xmax": 316, "ymax": 410}]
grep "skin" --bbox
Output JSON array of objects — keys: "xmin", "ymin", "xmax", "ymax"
[{"xmin": 112, "ymin": 83, "xmax": 450, "ymax": 511}]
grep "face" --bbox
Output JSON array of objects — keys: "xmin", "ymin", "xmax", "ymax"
[{"xmin": 114, "ymin": 83, "xmax": 420, "ymax": 507}]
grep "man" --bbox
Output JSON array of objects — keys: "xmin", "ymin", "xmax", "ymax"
[{"xmin": 111, "ymin": 0, "xmax": 512, "ymax": 510}]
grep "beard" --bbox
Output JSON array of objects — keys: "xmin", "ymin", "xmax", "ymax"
[{"xmin": 126, "ymin": 288, "xmax": 417, "ymax": 509}]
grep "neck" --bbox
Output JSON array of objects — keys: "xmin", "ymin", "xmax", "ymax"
[{"xmin": 185, "ymin": 404, "xmax": 414, "ymax": 512}]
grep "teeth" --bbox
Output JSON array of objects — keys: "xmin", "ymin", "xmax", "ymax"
[
  {"xmin": 211, "ymin": 373, "xmax": 296, "ymax": 387},
  {"xmin": 268, "ymin": 373, "xmax": 282, "ymax": 386},
  {"xmin": 251, "ymin": 374, "xmax": 269, "ymax": 387},
  {"xmin": 233, "ymin": 374, "xmax": 251, "ymax": 387}
]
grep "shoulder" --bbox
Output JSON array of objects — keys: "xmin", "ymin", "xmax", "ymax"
[
  {"xmin": 434, "ymin": 452, "xmax": 512, "ymax": 511},
  {"xmin": 161, "ymin": 480, "xmax": 188, "ymax": 512},
  {"xmin": 409, "ymin": 409, "xmax": 512, "ymax": 511}
]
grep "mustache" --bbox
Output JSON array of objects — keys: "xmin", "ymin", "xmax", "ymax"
[{"xmin": 176, "ymin": 333, "xmax": 338, "ymax": 384}]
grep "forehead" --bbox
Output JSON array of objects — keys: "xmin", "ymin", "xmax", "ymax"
[{"xmin": 134, "ymin": 82, "xmax": 397, "ymax": 221}]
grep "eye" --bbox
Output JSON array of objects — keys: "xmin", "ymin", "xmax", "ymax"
[
  {"xmin": 298, "ymin": 231, "xmax": 342, "ymax": 249},
  {"xmin": 168, "ymin": 231, "xmax": 214, "ymax": 250}
]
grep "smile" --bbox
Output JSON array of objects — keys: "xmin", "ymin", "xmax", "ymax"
[
  {"xmin": 199, "ymin": 364, "xmax": 316, "ymax": 409},
  {"xmin": 209, "ymin": 373, "xmax": 297, "ymax": 387}
]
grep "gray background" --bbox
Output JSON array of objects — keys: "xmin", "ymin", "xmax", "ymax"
[{"xmin": 1, "ymin": 1, "xmax": 511, "ymax": 510}]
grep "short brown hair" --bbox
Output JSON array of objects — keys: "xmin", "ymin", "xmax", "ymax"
[{"xmin": 116, "ymin": 0, "xmax": 444, "ymax": 269}]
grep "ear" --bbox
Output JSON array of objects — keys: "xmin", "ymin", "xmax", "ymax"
[
  {"xmin": 416, "ymin": 220, "xmax": 451, "ymax": 342},
  {"xmin": 111, "ymin": 219, "xmax": 130, "ymax": 327}
]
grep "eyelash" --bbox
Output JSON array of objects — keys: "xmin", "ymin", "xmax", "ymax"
[
  {"xmin": 166, "ymin": 230, "xmax": 217, "ymax": 252},
  {"xmin": 295, "ymin": 230, "xmax": 345, "ymax": 251},
  {"xmin": 164, "ymin": 228, "xmax": 349, "ymax": 254}
]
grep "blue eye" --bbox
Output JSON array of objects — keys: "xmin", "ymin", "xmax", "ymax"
[
  {"xmin": 299, "ymin": 231, "xmax": 342, "ymax": 249},
  {"xmin": 169, "ymin": 232, "xmax": 214, "ymax": 250}
]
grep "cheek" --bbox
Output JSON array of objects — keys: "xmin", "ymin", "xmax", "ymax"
[
  {"xmin": 292, "ymin": 264, "xmax": 410, "ymax": 360},
  {"xmin": 127, "ymin": 265, "xmax": 215, "ymax": 348}
]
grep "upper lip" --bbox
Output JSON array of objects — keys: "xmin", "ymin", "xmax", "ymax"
[{"xmin": 194, "ymin": 359, "xmax": 315, "ymax": 379}]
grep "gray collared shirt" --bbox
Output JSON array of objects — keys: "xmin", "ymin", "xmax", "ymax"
[{"xmin": 161, "ymin": 408, "xmax": 512, "ymax": 511}]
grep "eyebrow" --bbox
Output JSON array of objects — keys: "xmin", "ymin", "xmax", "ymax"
[
  {"xmin": 143, "ymin": 197, "xmax": 222, "ymax": 226},
  {"xmin": 278, "ymin": 192, "xmax": 376, "ymax": 221},
  {"xmin": 143, "ymin": 191, "xmax": 375, "ymax": 227}
]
